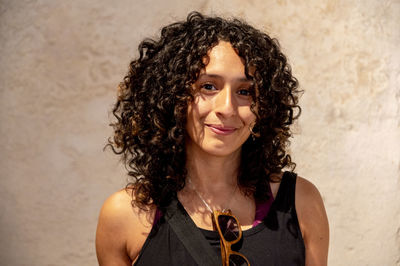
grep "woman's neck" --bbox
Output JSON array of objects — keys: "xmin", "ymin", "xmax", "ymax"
[{"xmin": 185, "ymin": 142, "xmax": 241, "ymax": 196}]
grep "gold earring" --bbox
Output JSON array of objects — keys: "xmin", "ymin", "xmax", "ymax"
[{"xmin": 249, "ymin": 122, "xmax": 260, "ymax": 141}]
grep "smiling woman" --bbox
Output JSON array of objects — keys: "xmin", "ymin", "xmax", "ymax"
[
  {"xmin": 186, "ymin": 41, "xmax": 257, "ymax": 157},
  {"xmin": 96, "ymin": 11, "xmax": 329, "ymax": 266}
]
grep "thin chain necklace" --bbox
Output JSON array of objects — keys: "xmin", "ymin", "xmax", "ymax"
[{"xmin": 187, "ymin": 177, "xmax": 237, "ymax": 213}]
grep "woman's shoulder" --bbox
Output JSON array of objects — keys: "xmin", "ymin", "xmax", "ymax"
[
  {"xmin": 98, "ymin": 188, "xmax": 156, "ymax": 226},
  {"xmin": 295, "ymin": 175, "xmax": 327, "ymax": 219},
  {"xmin": 294, "ymin": 175, "xmax": 327, "ymax": 230},
  {"xmin": 295, "ymin": 175, "xmax": 322, "ymax": 199},
  {"xmin": 96, "ymin": 188, "xmax": 156, "ymax": 265},
  {"xmin": 294, "ymin": 175, "xmax": 329, "ymax": 265}
]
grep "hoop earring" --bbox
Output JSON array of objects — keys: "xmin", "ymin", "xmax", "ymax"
[{"xmin": 249, "ymin": 122, "xmax": 260, "ymax": 141}]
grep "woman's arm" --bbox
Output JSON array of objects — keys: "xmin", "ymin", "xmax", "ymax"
[
  {"xmin": 295, "ymin": 176, "xmax": 330, "ymax": 266},
  {"xmin": 95, "ymin": 190, "xmax": 154, "ymax": 266}
]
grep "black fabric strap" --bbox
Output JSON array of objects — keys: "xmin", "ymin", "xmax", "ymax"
[
  {"xmin": 165, "ymin": 198, "xmax": 220, "ymax": 266},
  {"xmin": 273, "ymin": 171, "xmax": 297, "ymax": 213}
]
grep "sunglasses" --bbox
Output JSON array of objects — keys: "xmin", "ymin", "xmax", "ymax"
[{"xmin": 212, "ymin": 210, "xmax": 250, "ymax": 266}]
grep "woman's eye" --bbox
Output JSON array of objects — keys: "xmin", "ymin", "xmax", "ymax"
[
  {"xmin": 201, "ymin": 83, "xmax": 217, "ymax": 91},
  {"xmin": 238, "ymin": 89, "xmax": 251, "ymax": 96}
]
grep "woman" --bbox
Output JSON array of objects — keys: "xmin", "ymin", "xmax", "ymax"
[{"xmin": 96, "ymin": 12, "xmax": 329, "ymax": 266}]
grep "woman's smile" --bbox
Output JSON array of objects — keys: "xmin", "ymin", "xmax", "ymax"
[{"xmin": 205, "ymin": 124, "xmax": 238, "ymax": 135}]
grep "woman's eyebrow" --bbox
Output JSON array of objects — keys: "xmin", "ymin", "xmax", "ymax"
[{"xmin": 198, "ymin": 73, "xmax": 252, "ymax": 82}]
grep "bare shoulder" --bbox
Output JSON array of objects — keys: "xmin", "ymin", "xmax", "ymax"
[
  {"xmin": 295, "ymin": 176, "xmax": 324, "ymax": 205},
  {"xmin": 295, "ymin": 176, "xmax": 328, "ymax": 235},
  {"xmin": 295, "ymin": 176, "xmax": 329, "ymax": 266},
  {"xmin": 96, "ymin": 188, "xmax": 156, "ymax": 265}
]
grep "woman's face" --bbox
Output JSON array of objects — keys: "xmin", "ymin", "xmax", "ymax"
[{"xmin": 186, "ymin": 41, "xmax": 256, "ymax": 157}]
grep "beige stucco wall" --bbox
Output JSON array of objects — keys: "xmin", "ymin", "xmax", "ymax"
[{"xmin": 1, "ymin": 0, "xmax": 399, "ymax": 265}]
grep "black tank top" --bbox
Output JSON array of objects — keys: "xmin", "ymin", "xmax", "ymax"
[{"xmin": 134, "ymin": 172, "xmax": 305, "ymax": 266}]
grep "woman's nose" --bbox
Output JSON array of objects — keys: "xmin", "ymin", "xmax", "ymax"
[{"xmin": 214, "ymin": 86, "xmax": 237, "ymax": 117}]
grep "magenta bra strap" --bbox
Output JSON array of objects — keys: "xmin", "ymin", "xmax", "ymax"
[
  {"xmin": 153, "ymin": 208, "xmax": 163, "ymax": 225},
  {"xmin": 252, "ymin": 196, "xmax": 274, "ymax": 227},
  {"xmin": 252, "ymin": 182, "xmax": 274, "ymax": 227}
]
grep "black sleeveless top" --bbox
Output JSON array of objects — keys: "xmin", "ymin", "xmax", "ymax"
[{"xmin": 134, "ymin": 172, "xmax": 305, "ymax": 266}]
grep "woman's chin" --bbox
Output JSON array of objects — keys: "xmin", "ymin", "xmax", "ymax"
[{"xmin": 197, "ymin": 144, "xmax": 241, "ymax": 158}]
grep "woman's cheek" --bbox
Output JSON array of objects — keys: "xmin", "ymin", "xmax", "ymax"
[{"xmin": 196, "ymin": 99, "xmax": 212, "ymax": 120}]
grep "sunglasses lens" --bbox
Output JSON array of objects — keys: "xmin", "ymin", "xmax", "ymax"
[
  {"xmin": 217, "ymin": 215, "xmax": 240, "ymax": 242},
  {"xmin": 229, "ymin": 253, "xmax": 249, "ymax": 266}
]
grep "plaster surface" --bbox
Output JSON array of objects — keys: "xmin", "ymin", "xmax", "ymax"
[{"xmin": 0, "ymin": 0, "xmax": 399, "ymax": 265}]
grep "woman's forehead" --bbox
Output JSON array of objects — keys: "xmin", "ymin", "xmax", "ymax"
[{"xmin": 199, "ymin": 41, "xmax": 256, "ymax": 78}]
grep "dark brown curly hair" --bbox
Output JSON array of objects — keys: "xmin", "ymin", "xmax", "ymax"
[{"xmin": 107, "ymin": 11, "xmax": 301, "ymax": 211}]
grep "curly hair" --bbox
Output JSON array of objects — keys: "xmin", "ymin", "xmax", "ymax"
[{"xmin": 107, "ymin": 11, "xmax": 301, "ymax": 211}]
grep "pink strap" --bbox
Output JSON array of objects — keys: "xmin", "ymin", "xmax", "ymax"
[
  {"xmin": 153, "ymin": 208, "xmax": 163, "ymax": 226},
  {"xmin": 252, "ymin": 184, "xmax": 274, "ymax": 227}
]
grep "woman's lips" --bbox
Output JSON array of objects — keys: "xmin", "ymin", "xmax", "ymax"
[{"xmin": 206, "ymin": 124, "xmax": 237, "ymax": 135}]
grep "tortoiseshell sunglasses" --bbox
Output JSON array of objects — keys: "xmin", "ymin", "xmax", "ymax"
[{"xmin": 212, "ymin": 210, "xmax": 250, "ymax": 266}]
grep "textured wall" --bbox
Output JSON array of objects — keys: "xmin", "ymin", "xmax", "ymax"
[{"xmin": 0, "ymin": 0, "xmax": 399, "ymax": 265}]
